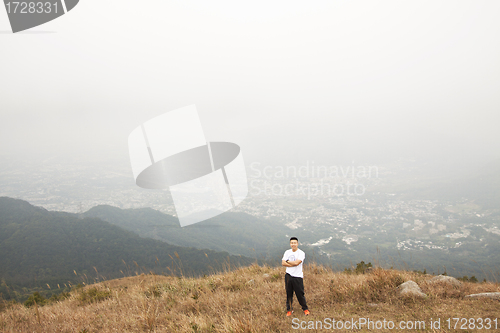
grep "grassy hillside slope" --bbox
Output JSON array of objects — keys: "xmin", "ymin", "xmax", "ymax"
[{"xmin": 1, "ymin": 264, "xmax": 499, "ymax": 332}]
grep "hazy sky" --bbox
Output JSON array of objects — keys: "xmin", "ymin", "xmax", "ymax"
[{"xmin": 1, "ymin": 0, "xmax": 499, "ymax": 167}]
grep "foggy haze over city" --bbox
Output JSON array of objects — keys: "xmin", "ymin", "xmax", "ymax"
[{"xmin": 1, "ymin": 0, "xmax": 499, "ymax": 169}]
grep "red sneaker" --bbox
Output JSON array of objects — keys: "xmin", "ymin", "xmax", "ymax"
[
  {"xmin": 304, "ymin": 309, "xmax": 310, "ymax": 315},
  {"xmin": 286, "ymin": 311, "xmax": 293, "ymax": 317}
]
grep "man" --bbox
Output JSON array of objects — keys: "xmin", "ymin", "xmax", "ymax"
[{"xmin": 282, "ymin": 237, "xmax": 310, "ymax": 316}]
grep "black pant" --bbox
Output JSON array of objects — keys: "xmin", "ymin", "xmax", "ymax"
[{"xmin": 285, "ymin": 273, "xmax": 308, "ymax": 311}]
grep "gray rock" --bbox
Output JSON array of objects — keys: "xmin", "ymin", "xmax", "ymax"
[
  {"xmin": 397, "ymin": 280, "xmax": 427, "ymax": 297},
  {"xmin": 465, "ymin": 292, "xmax": 500, "ymax": 300},
  {"xmin": 262, "ymin": 274, "xmax": 270, "ymax": 278},
  {"xmin": 428, "ymin": 275, "xmax": 462, "ymax": 287},
  {"xmin": 246, "ymin": 279, "xmax": 255, "ymax": 285}
]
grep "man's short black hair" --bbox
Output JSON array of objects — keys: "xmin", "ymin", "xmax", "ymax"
[{"xmin": 290, "ymin": 237, "xmax": 298, "ymax": 242}]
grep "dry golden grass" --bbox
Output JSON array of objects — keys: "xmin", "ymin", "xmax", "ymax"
[{"xmin": 1, "ymin": 263, "xmax": 499, "ymax": 332}]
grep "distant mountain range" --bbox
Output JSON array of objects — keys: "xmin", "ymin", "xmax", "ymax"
[
  {"xmin": 0, "ymin": 197, "xmax": 255, "ymax": 299},
  {"xmin": 83, "ymin": 205, "xmax": 293, "ymax": 259}
]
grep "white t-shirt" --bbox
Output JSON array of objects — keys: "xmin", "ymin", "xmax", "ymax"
[{"xmin": 282, "ymin": 248, "xmax": 305, "ymax": 278}]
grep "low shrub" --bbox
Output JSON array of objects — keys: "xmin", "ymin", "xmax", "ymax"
[{"xmin": 77, "ymin": 287, "xmax": 111, "ymax": 305}]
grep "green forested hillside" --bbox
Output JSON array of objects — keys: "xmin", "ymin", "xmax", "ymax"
[
  {"xmin": 0, "ymin": 197, "xmax": 254, "ymax": 300},
  {"xmin": 83, "ymin": 205, "xmax": 292, "ymax": 258}
]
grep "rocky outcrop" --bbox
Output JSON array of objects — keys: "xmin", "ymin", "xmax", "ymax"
[
  {"xmin": 397, "ymin": 280, "xmax": 427, "ymax": 297},
  {"xmin": 428, "ymin": 275, "xmax": 462, "ymax": 287},
  {"xmin": 465, "ymin": 292, "xmax": 500, "ymax": 300}
]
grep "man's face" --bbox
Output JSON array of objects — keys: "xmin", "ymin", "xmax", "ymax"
[{"xmin": 290, "ymin": 240, "xmax": 298, "ymax": 251}]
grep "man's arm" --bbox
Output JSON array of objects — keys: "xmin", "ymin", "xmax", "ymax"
[
  {"xmin": 287, "ymin": 259, "xmax": 302, "ymax": 266},
  {"xmin": 282, "ymin": 259, "xmax": 301, "ymax": 267}
]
